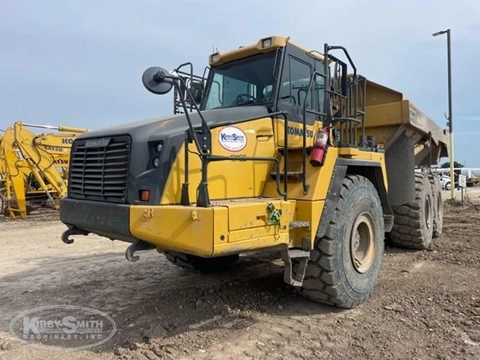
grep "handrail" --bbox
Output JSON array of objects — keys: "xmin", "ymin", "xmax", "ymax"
[
  {"xmin": 326, "ymin": 46, "xmax": 357, "ymax": 79},
  {"xmin": 331, "ymin": 117, "xmax": 361, "ymax": 124},
  {"xmin": 322, "ymin": 43, "xmax": 367, "ymax": 147},
  {"xmin": 301, "ymin": 70, "xmax": 326, "ymax": 195},
  {"xmin": 173, "ymin": 62, "xmax": 208, "ymax": 114}
]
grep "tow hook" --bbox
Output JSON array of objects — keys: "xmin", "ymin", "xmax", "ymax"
[
  {"xmin": 61, "ymin": 227, "xmax": 89, "ymax": 244},
  {"xmin": 125, "ymin": 240, "xmax": 155, "ymax": 262}
]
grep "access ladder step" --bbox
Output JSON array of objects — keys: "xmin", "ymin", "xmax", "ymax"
[
  {"xmin": 289, "ymin": 221, "xmax": 310, "ymax": 229},
  {"xmin": 281, "ymin": 248, "xmax": 311, "ymax": 287},
  {"xmin": 287, "ymin": 249, "xmax": 310, "ymax": 258}
]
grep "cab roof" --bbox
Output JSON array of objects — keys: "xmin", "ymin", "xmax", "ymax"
[{"xmin": 208, "ymin": 36, "xmax": 326, "ymax": 66}]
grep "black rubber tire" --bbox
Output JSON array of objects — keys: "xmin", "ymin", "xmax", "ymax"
[
  {"xmin": 389, "ymin": 173, "xmax": 434, "ymax": 249},
  {"xmin": 298, "ymin": 175, "xmax": 385, "ymax": 309},
  {"xmin": 428, "ymin": 174, "xmax": 443, "ymax": 238},
  {"xmin": 163, "ymin": 250, "xmax": 239, "ymax": 274},
  {"xmin": 0, "ymin": 190, "xmax": 5, "ymax": 214},
  {"xmin": 0, "ymin": 190, "xmax": 11, "ymax": 217}
]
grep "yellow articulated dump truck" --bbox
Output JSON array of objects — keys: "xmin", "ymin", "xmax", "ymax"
[{"xmin": 60, "ymin": 36, "xmax": 448, "ymax": 308}]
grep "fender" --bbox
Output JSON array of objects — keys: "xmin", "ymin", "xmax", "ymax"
[{"xmin": 316, "ymin": 158, "xmax": 394, "ymax": 239}]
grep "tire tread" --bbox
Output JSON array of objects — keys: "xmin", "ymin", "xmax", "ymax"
[
  {"xmin": 389, "ymin": 173, "xmax": 434, "ymax": 249},
  {"xmin": 298, "ymin": 174, "xmax": 384, "ymax": 309}
]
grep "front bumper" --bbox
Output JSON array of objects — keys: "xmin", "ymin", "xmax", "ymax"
[
  {"xmin": 59, "ymin": 198, "xmax": 294, "ymax": 257},
  {"xmin": 60, "ymin": 198, "xmax": 136, "ymax": 243}
]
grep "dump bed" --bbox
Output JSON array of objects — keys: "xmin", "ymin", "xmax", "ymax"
[
  {"xmin": 363, "ymin": 79, "xmax": 449, "ymax": 166},
  {"xmin": 360, "ymin": 79, "xmax": 449, "ymax": 205}
]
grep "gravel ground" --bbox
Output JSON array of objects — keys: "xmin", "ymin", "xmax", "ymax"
[{"xmin": 0, "ymin": 188, "xmax": 479, "ymax": 360}]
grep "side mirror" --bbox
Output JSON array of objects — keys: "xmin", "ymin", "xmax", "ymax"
[{"xmin": 142, "ymin": 66, "xmax": 175, "ymax": 95}]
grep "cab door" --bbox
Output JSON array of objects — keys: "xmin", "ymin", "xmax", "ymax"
[{"xmin": 274, "ymin": 45, "xmax": 326, "ymax": 149}]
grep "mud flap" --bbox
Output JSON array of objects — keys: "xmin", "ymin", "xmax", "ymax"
[{"xmin": 385, "ymin": 133, "xmax": 416, "ymax": 206}]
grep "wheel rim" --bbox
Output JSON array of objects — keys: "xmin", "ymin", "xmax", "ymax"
[
  {"xmin": 425, "ymin": 195, "xmax": 432, "ymax": 229},
  {"xmin": 350, "ymin": 212, "xmax": 375, "ymax": 274}
]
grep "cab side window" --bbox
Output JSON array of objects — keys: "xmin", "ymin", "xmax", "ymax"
[{"xmin": 279, "ymin": 56, "xmax": 313, "ymax": 109}]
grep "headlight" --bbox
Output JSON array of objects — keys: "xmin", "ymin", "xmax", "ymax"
[
  {"xmin": 210, "ymin": 53, "xmax": 220, "ymax": 63},
  {"xmin": 262, "ymin": 38, "xmax": 272, "ymax": 48},
  {"xmin": 152, "ymin": 157, "xmax": 160, "ymax": 167},
  {"xmin": 156, "ymin": 143, "xmax": 163, "ymax": 152}
]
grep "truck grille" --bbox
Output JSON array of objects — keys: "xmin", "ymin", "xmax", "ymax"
[{"xmin": 68, "ymin": 135, "xmax": 130, "ymax": 203}]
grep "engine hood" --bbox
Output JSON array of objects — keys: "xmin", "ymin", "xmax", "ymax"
[
  {"xmin": 71, "ymin": 105, "xmax": 273, "ymax": 205},
  {"xmin": 75, "ymin": 105, "xmax": 271, "ymax": 143}
]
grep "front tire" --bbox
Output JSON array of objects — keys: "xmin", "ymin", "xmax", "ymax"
[{"xmin": 298, "ymin": 175, "xmax": 385, "ymax": 309}]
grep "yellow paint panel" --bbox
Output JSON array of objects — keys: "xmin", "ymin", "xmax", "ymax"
[
  {"xmin": 226, "ymin": 199, "xmax": 294, "ymax": 231},
  {"xmin": 160, "ymin": 118, "xmax": 276, "ymax": 205},
  {"xmin": 209, "ymin": 36, "xmax": 330, "ymax": 68},
  {"xmin": 213, "ymin": 207, "xmax": 229, "ymax": 246},
  {"xmin": 338, "ymin": 148, "xmax": 360, "ymax": 157},
  {"xmin": 292, "ymin": 200, "xmax": 324, "ymax": 248},
  {"xmin": 130, "ymin": 205, "xmax": 229, "ymax": 257},
  {"xmin": 262, "ymin": 147, "xmax": 336, "ymax": 201},
  {"xmin": 130, "ymin": 200, "xmax": 296, "ymax": 256},
  {"xmin": 273, "ymin": 119, "xmax": 322, "ymax": 148},
  {"xmin": 228, "ymin": 226, "xmax": 288, "ymax": 243},
  {"xmin": 210, "ymin": 36, "xmax": 289, "ymax": 66},
  {"xmin": 364, "ymin": 79, "xmax": 403, "ymax": 106},
  {"xmin": 365, "ymin": 102, "xmax": 404, "ymax": 128}
]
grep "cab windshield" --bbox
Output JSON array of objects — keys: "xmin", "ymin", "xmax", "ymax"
[{"xmin": 201, "ymin": 51, "xmax": 277, "ymax": 110}]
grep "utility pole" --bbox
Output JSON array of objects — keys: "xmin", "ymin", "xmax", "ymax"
[{"xmin": 433, "ymin": 29, "xmax": 454, "ymax": 200}]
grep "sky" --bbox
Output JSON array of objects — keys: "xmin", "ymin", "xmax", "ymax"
[{"xmin": 1, "ymin": 0, "xmax": 479, "ymax": 166}]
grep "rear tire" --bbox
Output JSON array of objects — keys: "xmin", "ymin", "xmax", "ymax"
[
  {"xmin": 163, "ymin": 250, "xmax": 239, "ymax": 274},
  {"xmin": 389, "ymin": 173, "xmax": 434, "ymax": 249},
  {"xmin": 298, "ymin": 175, "xmax": 385, "ymax": 309}
]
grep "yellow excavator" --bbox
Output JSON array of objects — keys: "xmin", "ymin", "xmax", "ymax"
[
  {"xmin": 0, "ymin": 131, "xmax": 6, "ymax": 209},
  {"xmin": 1, "ymin": 121, "xmax": 88, "ymax": 218},
  {"xmin": 0, "ymin": 127, "xmax": 36, "ymax": 218},
  {"xmin": 0, "ymin": 131, "xmax": 5, "ymax": 184},
  {"xmin": 59, "ymin": 36, "xmax": 448, "ymax": 308}
]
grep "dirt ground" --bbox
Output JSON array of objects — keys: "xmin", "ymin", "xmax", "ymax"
[{"xmin": 0, "ymin": 188, "xmax": 479, "ymax": 360}]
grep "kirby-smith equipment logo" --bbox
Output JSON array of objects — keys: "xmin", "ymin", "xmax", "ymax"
[{"xmin": 218, "ymin": 126, "xmax": 247, "ymax": 152}]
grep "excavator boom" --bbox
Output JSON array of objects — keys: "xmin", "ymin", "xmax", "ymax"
[{"xmin": 21, "ymin": 123, "xmax": 89, "ymax": 134}]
